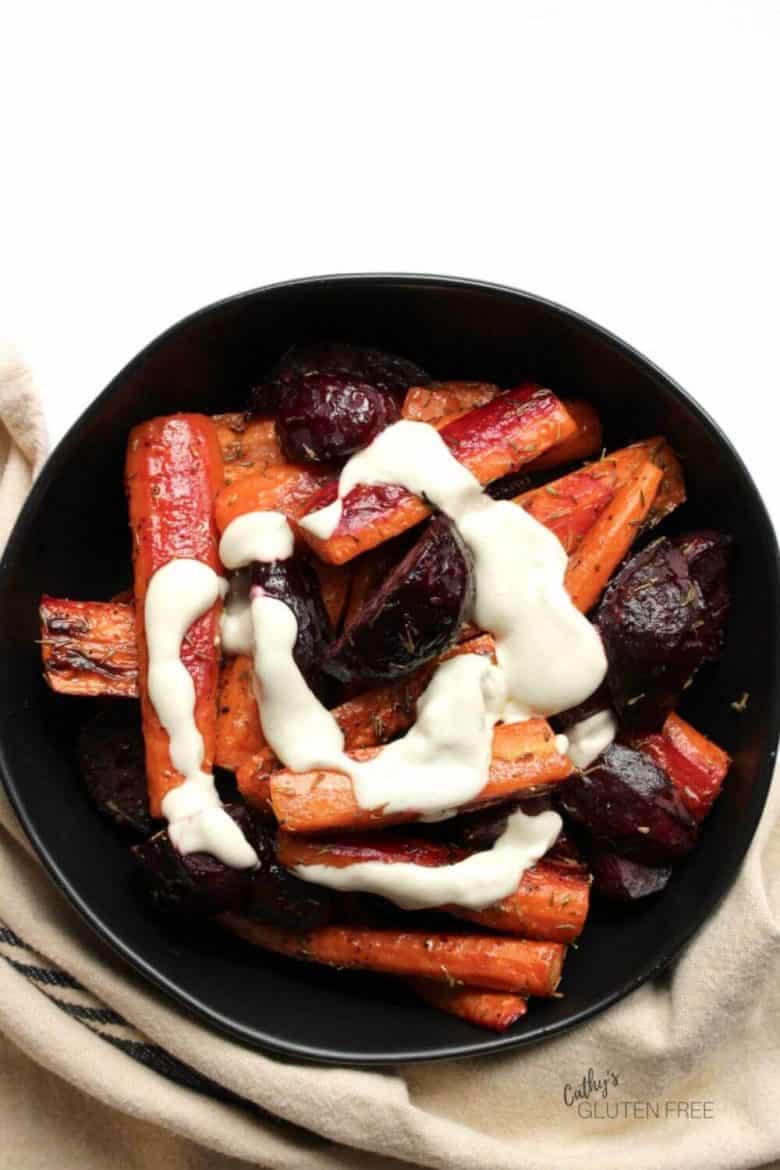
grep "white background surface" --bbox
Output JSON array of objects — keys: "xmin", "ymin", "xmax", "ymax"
[{"xmin": 2, "ymin": 0, "xmax": 778, "ymax": 518}]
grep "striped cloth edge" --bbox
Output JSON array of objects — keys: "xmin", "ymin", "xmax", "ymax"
[{"xmin": 0, "ymin": 918, "xmax": 245, "ymax": 1105}]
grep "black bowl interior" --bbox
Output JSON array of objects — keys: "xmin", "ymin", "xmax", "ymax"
[{"xmin": 1, "ymin": 275, "xmax": 778, "ymax": 1065}]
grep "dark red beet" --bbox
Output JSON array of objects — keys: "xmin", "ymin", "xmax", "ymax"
[
  {"xmin": 558, "ymin": 743, "xmax": 697, "ymax": 864},
  {"xmin": 273, "ymin": 341, "xmax": 429, "ymax": 392},
  {"xmin": 252, "ymin": 341, "xmax": 430, "ymax": 412},
  {"xmin": 597, "ymin": 533, "xmax": 730, "ymax": 730},
  {"xmin": 78, "ymin": 704, "xmax": 151, "ymax": 835},
  {"xmin": 324, "ymin": 515, "xmax": 474, "ymax": 683},
  {"xmin": 590, "ymin": 851, "xmax": 673, "ymax": 902},
  {"xmin": 277, "ymin": 374, "xmax": 399, "ymax": 464},
  {"xmin": 251, "ymin": 555, "xmax": 332, "ymax": 682},
  {"xmin": 247, "ymin": 824, "xmax": 333, "ymax": 930},
  {"xmin": 131, "ymin": 804, "xmax": 254, "ymax": 915}
]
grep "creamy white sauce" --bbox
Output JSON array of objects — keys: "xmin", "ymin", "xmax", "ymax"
[
  {"xmin": 300, "ymin": 420, "xmax": 606, "ymax": 717},
  {"xmin": 219, "ymin": 510, "xmax": 294, "ymax": 569},
  {"xmin": 146, "ymin": 559, "xmax": 258, "ymax": 869},
  {"xmin": 213, "ymin": 413, "xmax": 609, "ymax": 897},
  {"xmin": 294, "ymin": 807, "xmax": 561, "ymax": 911},
  {"xmin": 565, "ymin": 709, "xmax": 618, "ymax": 770}
]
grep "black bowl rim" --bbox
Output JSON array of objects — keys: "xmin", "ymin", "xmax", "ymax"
[{"xmin": 1, "ymin": 272, "xmax": 778, "ymax": 1066}]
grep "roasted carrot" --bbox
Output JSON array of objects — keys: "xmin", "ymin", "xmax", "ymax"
[
  {"xmin": 215, "ymin": 655, "xmax": 264, "ymax": 771},
  {"xmin": 453, "ymin": 862, "xmax": 589, "ymax": 941},
  {"xmin": 40, "ymin": 597, "xmax": 138, "ymax": 698},
  {"xmin": 235, "ymin": 756, "xmax": 275, "ymax": 815},
  {"xmin": 623, "ymin": 712, "xmax": 730, "ymax": 821},
  {"xmin": 565, "ymin": 460, "xmax": 664, "ymax": 614},
  {"xmin": 219, "ymin": 916, "xmax": 566, "ymax": 995},
  {"xmin": 214, "ymin": 463, "xmax": 332, "ymax": 534},
  {"xmin": 126, "ymin": 414, "xmax": 224, "ymax": 817},
  {"xmin": 270, "ymin": 719, "xmax": 572, "ymax": 834},
  {"xmin": 301, "ymin": 386, "xmax": 577, "ymax": 564},
  {"xmin": 524, "ymin": 399, "xmax": 602, "ymax": 472},
  {"xmin": 407, "ymin": 980, "xmax": 527, "ymax": 1032},
  {"xmin": 212, "ymin": 413, "xmax": 284, "ymax": 485},
  {"xmin": 312, "ymin": 560, "xmax": 352, "ymax": 630},
  {"xmin": 277, "ymin": 835, "xmax": 589, "ymax": 941},
  {"xmin": 517, "ymin": 469, "xmax": 615, "ymax": 555},
  {"xmin": 402, "ymin": 382, "xmax": 499, "ymax": 428}
]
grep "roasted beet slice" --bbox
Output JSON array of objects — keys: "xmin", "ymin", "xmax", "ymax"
[
  {"xmin": 590, "ymin": 850, "xmax": 672, "ymax": 902},
  {"xmin": 251, "ymin": 554, "xmax": 332, "ymax": 681},
  {"xmin": 597, "ymin": 533, "xmax": 730, "ymax": 729},
  {"xmin": 252, "ymin": 341, "xmax": 430, "ymax": 412},
  {"xmin": 276, "ymin": 374, "xmax": 399, "ymax": 464},
  {"xmin": 131, "ymin": 804, "xmax": 254, "ymax": 915},
  {"xmin": 324, "ymin": 515, "xmax": 474, "ymax": 683},
  {"xmin": 558, "ymin": 743, "xmax": 697, "ymax": 864},
  {"xmin": 246, "ymin": 823, "xmax": 333, "ymax": 930},
  {"xmin": 77, "ymin": 703, "xmax": 151, "ymax": 834}
]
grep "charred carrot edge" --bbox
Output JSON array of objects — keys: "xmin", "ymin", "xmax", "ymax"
[
  {"xmin": 40, "ymin": 597, "xmax": 138, "ymax": 698},
  {"xmin": 524, "ymin": 399, "xmax": 602, "ymax": 473},
  {"xmin": 212, "ymin": 413, "xmax": 284, "ymax": 485},
  {"xmin": 564, "ymin": 460, "xmax": 664, "ymax": 614},
  {"xmin": 625, "ymin": 712, "xmax": 731, "ymax": 821},
  {"xmin": 301, "ymin": 387, "xmax": 578, "ymax": 565},
  {"xmin": 214, "ymin": 462, "xmax": 333, "ymax": 534},
  {"xmin": 126, "ymin": 414, "xmax": 224, "ymax": 818},
  {"xmin": 215, "ymin": 655, "xmax": 264, "ymax": 771},
  {"xmin": 277, "ymin": 835, "xmax": 590, "ymax": 942},
  {"xmin": 269, "ymin": 719, "xmax": 572, "ymax": 834},
  {"xmin": 218, "ymin": 916, "xmax": 566, "ymax": 996},
  {"xmin": 402, "ymin": 382, "xmax": 500, "ymax": 429},
  {"xmin": 406, "ymin": 980, "xmax": 528, "ymax": 1031}
]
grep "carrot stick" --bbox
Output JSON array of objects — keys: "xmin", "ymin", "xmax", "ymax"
[
  {"xmin": 215, "ymin": 655, "xmax": 264, "ymax": 771},
  {"xmin": 452, "ymin": 861, "xmax": 589, "ymax": 941},
  {"xmin": 402, "ymin": 382, "xmax": 499, "ymax": 428},
  {"xmin": 214, "ymin": 463, "xmax": 332, "ymax": 534},
  {"xmin": 564, "ymin": 460, "xmax": 664, "ymax": 613},
  {"xmin": 301, "ymin": 386, "xmax": 577, "ymax": 564},
  {"xmin": 623, "ymin": 712, "xmax": 730, "ymax": 821},
  {"xmin": 40, "ymin": 597, "xmax": 138, "ymax": 697},
  {"xmin": 212, "ymin": 413, "xmax": 284, "ymax": 485},
  {"xmin": 218, "ymin": 916, "xmax": 566, "ymax": 995},
  {"xmin": 126, "ymin": 414, "xmax": 224, "ymax": 817},
  {"xmin": 277, "ymin": 835, "xmax": 590, "ymax": 941},
  {"xmin": 270, "ymin": 719, "xmax": 572, "ymax": 834},
  {"xmin": 517, "ymin": 469, "xmax": 615, "ymax": 555},
  {"xmin": 312, "ymin": 560, "xmax": 352, "ymax": 630},
  {"xmin": 235, "ymin": 757, "xmax": 275, "ymax": 815},
  {"xmin": 406, "ymin": 980, "xmax": 527, "ymax": 1031},
  {"xmin": 524, "ymin": 399, "xmax": 602, "ymax": 472}
]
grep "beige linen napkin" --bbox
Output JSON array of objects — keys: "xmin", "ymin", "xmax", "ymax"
[{"xmin": 0, "ymin": 343, "xmax": 778, "ymax": 1170}]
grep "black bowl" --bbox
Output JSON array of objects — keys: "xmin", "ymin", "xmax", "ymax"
[{"xmin": 1, "ymin": 275, "xmax": 778, "ymax": 1065}]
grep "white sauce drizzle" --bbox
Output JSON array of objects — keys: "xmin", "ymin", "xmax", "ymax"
[
  {"xmin": 294, "ymin": 807, "xmax": 562, "ymax": 911},
  {"xmin": 565, "ymin": 709, "xmax": 618, "ymax": 771},
  {"xmin": 170, "ymin": 403, "xmax": 610, "ymax": 900},
  {"xmin": 146, "ymin": 559, "xmax": 258, "ymax": 869},
  {"xmin": 300, "ymin": 420, "xmax": 606, "ymax": 716}
]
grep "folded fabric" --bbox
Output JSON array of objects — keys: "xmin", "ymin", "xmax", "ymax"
[{"xmin": 1, "ymin": 345, "xmax": 778, "ymax": 1170}]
